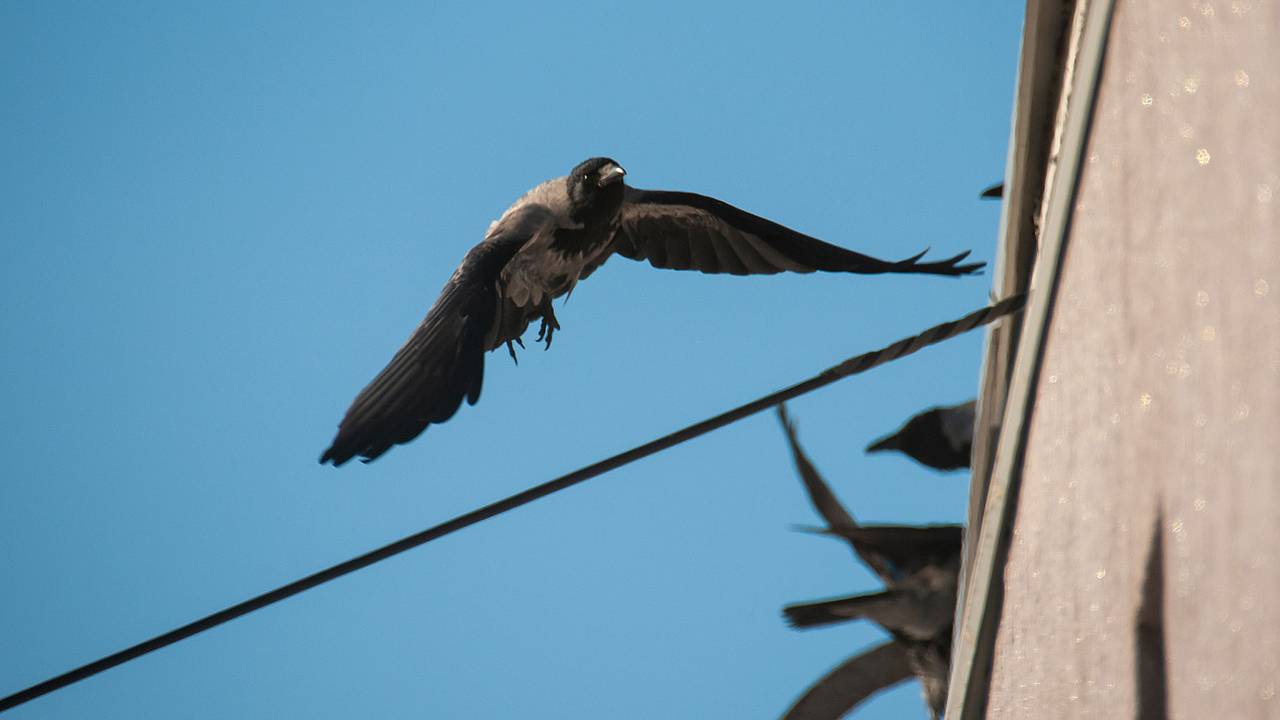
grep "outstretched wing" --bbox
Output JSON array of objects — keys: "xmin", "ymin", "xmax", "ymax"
[
  {"xmin": 782, "ymin": 641, "xmax": 913, "ymax": 720},
  {"xmin": 613, "ymin": 187, "xmax": 983, "ymax": 276},
  {"xmin": 776, "ymin": 405, "xmax": 901, "ymax": 583},
  {"xmin": 777, "ymin": 406, "xmax": 858, "ymax": 530},
  {"xmin": 832, "ymin": 525, "xmax": 964, "ymax": 574},
  {"xmin": 319, "ymin": 228, "xmax": 531, "ymax": 467}
]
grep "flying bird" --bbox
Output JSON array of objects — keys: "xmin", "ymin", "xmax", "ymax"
[
  {"xmin": 320, "ymin": 158, "xmax": 984, "ymax": 466},
  {"xmin": 865, "ymin": 400, "xmax": 976, "ymax": 471},
  {"xmin": 777, "ymin": 406, "xmax": 962, "ymax": 719}
]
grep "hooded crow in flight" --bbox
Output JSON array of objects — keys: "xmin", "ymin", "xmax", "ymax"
[
  {"xmin": 320, "ymin": 158, "xmax": 984, "ymax": 466},
  {"xmin": 776, "ymin": 406, "xmax": 961, "ymax": 719},
  {"xmin": 865, "ymin": 400, "xmax": 976, "ymax": 471}
]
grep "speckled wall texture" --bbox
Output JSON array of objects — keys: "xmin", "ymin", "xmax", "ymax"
[{"xmin": 985, "ymin": 1, "xmax": 1279, "ymax": 717}]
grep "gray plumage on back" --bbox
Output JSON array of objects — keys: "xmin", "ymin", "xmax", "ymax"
[
  {"xmin": 320, "ymin": 159, "xmax": 985, "ymax": 466},
  {"xmin": 321, "ymin": 159, "xmax": 623, "ymax": 466}
]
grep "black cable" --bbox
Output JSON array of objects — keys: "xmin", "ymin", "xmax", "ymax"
[{"xmin": 0, "ymin": 293, "xmax": 1025, "ymax": 713}]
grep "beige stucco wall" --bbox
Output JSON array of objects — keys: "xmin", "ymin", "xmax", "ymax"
[{"xmin": 985, "ymin": 0, "xmax": 1280, "ymax": 717}]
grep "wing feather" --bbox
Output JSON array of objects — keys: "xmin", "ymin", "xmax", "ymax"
[
  {"xmin": 782, "ymin": 642, "xmax": 913, "ymax": 720},
  {"xmin": 687, "ymin": 221, "xmax": 719, "ymax": 271},
  {"xmin": 319, "ymin": 229, "xmax": 529, "ymax": 466},
  {"xmin": 829, "ymin": 525, "xmax": 964, "ymax": 574},
  {"xmin": 708, "ymin": 231, "xmax": 749, "ymax": 275},
  {"xmin": 723, "ymin": 230, "xmax": 775, "ymax": 273},
  {"xmin": 663, "ymin": 229, "xmax": 692, "ymax": 269},
  {"xmin": 615, "ymin": 188, "xmax": 984, "ymax": 276}
]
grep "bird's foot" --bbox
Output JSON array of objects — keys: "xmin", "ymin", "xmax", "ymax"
[
  {"xmin": 506, "ymin": 337, "xmax": 525, "ymax": 365},
  {"xmin": 535, "ymin": 308, "xmax": 561, "ymax": 350}
]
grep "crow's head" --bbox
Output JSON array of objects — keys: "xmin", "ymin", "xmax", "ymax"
[
  {"xmin": 866, "ymin": 405, "xmax": 972, "ymax": 472},
  {"xmin": 567, "ymin": 157, "xmax": 626, "ymax": 220}
]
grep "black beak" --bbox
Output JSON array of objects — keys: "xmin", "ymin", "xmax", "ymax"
[
  {"xmin": 598, "ymin": 163, "xmax": 626, "ymax": 187},
  {"xmin": 866, "ymin": 433, "xmax": 904, "ymax": 454}
]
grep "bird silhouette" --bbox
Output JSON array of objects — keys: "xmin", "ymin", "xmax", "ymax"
[
  {"xmin": 865, "ymin": 400, "xmax": 976, "ymax": 472},
  {"xmin": 321, "ymin": 158, "xmax": 984, "ymax": 465},
  {"xmin": 777, "ymin": 406, "xmax": 961, "ymax": 719}
]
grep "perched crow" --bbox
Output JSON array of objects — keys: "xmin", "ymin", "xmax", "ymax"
[
  {"xmin": 777, "ymin": 406, "xmax": 962, "ymax": 720},
  {"xmin": 321, "ymin": 158, "xmax": 984, "ymax": 466},
  {"xmin": 866, "ymin": 400, "xmax": 976, "ymax": 471}
]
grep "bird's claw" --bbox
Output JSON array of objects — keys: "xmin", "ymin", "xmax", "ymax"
[
  {"xmin": 506, "ymin": 337, "xmax": 525, "ymax": 365},
  {"xmin": 536, "ymin": 313, "xmax": 560, "ymax": 350}
]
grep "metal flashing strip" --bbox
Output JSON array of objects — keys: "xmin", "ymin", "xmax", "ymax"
[
  {"xmin": 946, "ymin": 0, "xmax": 1118, "ymax": 717},
  {"xmin": 960, "ymin": 0, "xmax": 1075, "ymax": 623}
]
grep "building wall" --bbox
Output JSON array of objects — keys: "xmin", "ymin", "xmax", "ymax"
[{"xmin": 985, "ymin": 0, "xmax": 1280, "ymax": 717}]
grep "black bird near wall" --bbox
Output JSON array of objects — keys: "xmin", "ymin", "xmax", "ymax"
[
  {"xmin": 777, "ymin": 406, "xmax": 962, "ymax": 720},
  {"xmin": 865, "ymin": 400, "xmax": 976, "ymax": 472},
  {"xmin": 320, "ymin": 158, "xmax": 984, "ymax": 466}
]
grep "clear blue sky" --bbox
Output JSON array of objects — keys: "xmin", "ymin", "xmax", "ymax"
[{"xmin": 0, "ymin": 3, "xmax": 1021, "ymax": 718}]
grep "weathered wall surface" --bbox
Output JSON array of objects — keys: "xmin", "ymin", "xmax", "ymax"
[{"xmin": 985, "ymin": 0, "xmax": 1280, "ymax": 717}]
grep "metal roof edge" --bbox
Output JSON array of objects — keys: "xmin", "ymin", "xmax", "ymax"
[{"xmin": 946, "ymin": 0, "xmax": 1118, "ymax": 716}]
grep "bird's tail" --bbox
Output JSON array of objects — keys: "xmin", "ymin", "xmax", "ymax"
[{"xmin": 783, "ymin": 590, "xmax": 904, "ymax": 629}]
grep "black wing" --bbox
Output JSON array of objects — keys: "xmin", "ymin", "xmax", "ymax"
[
  {"xmin": 613, "ymin": 187, "xmax": 983, "ymax": 276},
  {"xmin": 776, "ymin": 405, "xmax": 902, "ymax": 582},
  {"xmin": 828, "ymin": 525, "xmax": 963, "ymax": 577},
  {"xmin": 782, "ymin": 641, "xmax": 913, "ymax": 720},
  {"xmin": 777, "ymin": 405, "xmax": 858, "ymax": 530},
  {"xmin": 319, "ymin": 231, "xmax": 529, "ymax": 466}
]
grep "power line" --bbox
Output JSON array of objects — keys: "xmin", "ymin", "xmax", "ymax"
[{"xmin": 0, "ymin": 293, "xmax": 1025, "ymax": 714}]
